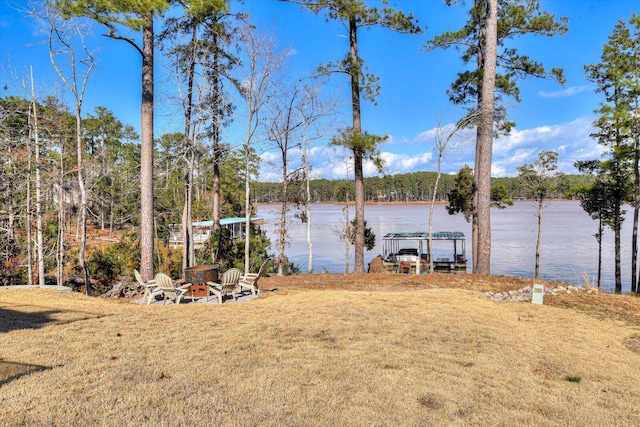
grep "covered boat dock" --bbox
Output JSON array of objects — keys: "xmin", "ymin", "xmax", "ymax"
[
  {"xmin": 382, "ymin": 231, "xmax": 467, "ymax": 273},
  {"xmin": 169, "ymin": 217, "xmax": 264, "ymax": 249}
]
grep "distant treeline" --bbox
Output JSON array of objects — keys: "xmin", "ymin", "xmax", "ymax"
[{"xmin": 252, "ymin": 171, "xmax": 590, "ymax": 204}]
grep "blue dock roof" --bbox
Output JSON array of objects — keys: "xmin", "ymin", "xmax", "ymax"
[{"xmin": 193, "ymin": 217, "xmax": 263, "ymax": 227}]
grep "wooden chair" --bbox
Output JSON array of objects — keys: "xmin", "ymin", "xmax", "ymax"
[
  {"xmin": 207, "ymin": 268, "xmax": 241, "ymax": 304},
  {"xmin": 150, "ymin": 273, "xmax": 190, "ymax": 305},
  {"xmin": 238, "ymin": 260, "xmax": 267, "ymax": 296},
  {"xmin": 134, "ymin": 269, "xmax": 158, "ymax": 305}
]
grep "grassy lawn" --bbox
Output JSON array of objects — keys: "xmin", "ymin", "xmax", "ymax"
[{"xmin": 1, "ymin": 275, "xmax": 640, "ymax": 426}]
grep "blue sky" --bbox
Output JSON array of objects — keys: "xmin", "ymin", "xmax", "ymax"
[{"xmin": 1, "ymin": 0, "xmax": 638, "ymax": 181}]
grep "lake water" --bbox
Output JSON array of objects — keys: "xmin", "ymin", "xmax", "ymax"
[{"xmin": 257, "ymin": 201, "xmax": 636, "ymax": 293}]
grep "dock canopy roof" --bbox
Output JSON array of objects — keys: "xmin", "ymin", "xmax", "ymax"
[
  {"xmin": 382, "ymin": 231, "xmax": 465, "ymax": 241},
  {"xmin": 193, "ymin": 217, "xmax": 263, "ymax": 227}
]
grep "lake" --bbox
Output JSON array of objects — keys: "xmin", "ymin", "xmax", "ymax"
[{"xmin": 257, "ymin": 201, "xmax": 636, "ymax": 293}]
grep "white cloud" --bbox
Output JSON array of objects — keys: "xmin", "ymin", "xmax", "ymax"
[
  {"xmin": 491, "ymin": 164, "xmax": 506, "ymax": 177},
  {"xmin": 375, "ymin": 151, "xmax": 432, "ymax": 176},
  {"xmin": 490, "ymin": 118, "xmax": 602, "ymax": 175},
  {"xmin": 259, "ymin": 151, "xmax": 280, "ymax": 164},
  {"xmin": 384, "ymin": 134, "xmax": 411, "ymax": 145},
  {"xmin": 538, "ymin": 86, "xmax": 589, "ymax": 98},
  {"xmin": 330, "ymin": 160, "xmax": 352, "ymax": 179},
  {"xmin": 258, "ymin": 145, "xmax": 352, "ymax": 182},
  {"xmin": 413, "ymin": 128, "xmax": 438, "ymax": 144},
  {"xmin": 259, "ymin": 169, "xmax": 282, "ymax": 182},
  {"xmin": 257, "ymin": 117, "xmax": 606, "ymax": 181}
]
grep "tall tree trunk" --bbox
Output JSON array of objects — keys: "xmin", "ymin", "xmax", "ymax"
[
  {"xmin": 473, "ymin": 0, "xmax": 497, "ymax": 275},
  {"xmin": 212, "ymin": 32, "xmax": 222, "ymax": 232},
  {"xmin": 343, "ymin": 191, "xmax": 351, "ymax": 274},
  {"xmin": 7, "ymin": 144, "xmax": 15, "ymax": 242},
  {"xmin": 303, "ymin": 129, "xmax": 313, "ymax": 273},
  {"xmin": 277, "ymin": 178, "xmax": 287, "ymax": 276},
  {"xmin": 182, "ymin": 150, "xmax": 195, "ymax": 269},
  {"xmin": 244, "ymin": 145, "xmax": 251, "ymax": 276},
  {"xmin": 615, "ymin": 202, "xmax": 622, "ymax": 293},
  {"xmin": 634, "ymin": 59, "xmax": 640, "ymax": 294},
  {"xmin": 633, "ymin": 134, "xmax": 638, "ymax": 293},
  {"xmin": 26, "ymin": 111, "xmax": 33, "ymax": 286},
  {"xmin": 181, "ymin": 25, "xmax": 197, "ymax": 273},
  {"xmin": 353, "ymin": 148, "xmax": 365, "ymax": 273},
  {"xmin": 57, "ymin": 155, "xmax": 65, "ymax": 287},
  {"xmin": 76, "ymin": 107, "xmax": 90, "ymax": 295},
  {"xmin": 428, "ymin": 144, "xmax": 445, "ymax": 274},
  {"xmin": 597, "ymin": 217, "xmax": 603, "ymax": 289},
  {"xmin": 109, "ymin": 197, "xmax": 114, "ymax": 237},
  {"xmin": 535, "ymin": 198, "xmax": 543, "ymax": 279},
  {"xmin": 30, "ymin": 69, "xmax": 45, "ymax": 286},
  {"xmin": 213, "ymin": 144, "xmax": 221, "ymax": 231},
  {"xmin": 349, "ymin": 17, "xmax": 365, "ymax": 273},
  {"xmin": 140, "ymin": 14, "xmax": 155, "ymax": 281}
]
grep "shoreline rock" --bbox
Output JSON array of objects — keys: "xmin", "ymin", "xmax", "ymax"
[{"xmin": 484, "ymin": 284, "xmax": 599, "ymax": 302}]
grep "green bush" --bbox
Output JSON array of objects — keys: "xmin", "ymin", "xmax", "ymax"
[{"xmin": 88, "ymin": 250, "xmax": 119, "ymax": 287}]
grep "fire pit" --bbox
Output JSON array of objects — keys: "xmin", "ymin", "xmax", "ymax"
[{"xmin": 184, "ymin": 265, "xmax": 218, "ymax": 297}]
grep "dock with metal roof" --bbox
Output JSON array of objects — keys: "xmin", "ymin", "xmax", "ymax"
[
  {"xmin": 382, "ymin": 231, "xmax": 467, "ymax": 274},
  {"xmin": 169, "ymin": 217, "xmax": 264, "ymax": 248}
]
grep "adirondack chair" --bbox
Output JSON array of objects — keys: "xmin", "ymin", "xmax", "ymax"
[
  {"xmin": 238, "ymin": 260, "xmax": 267, "ymax": 296},
  {"xmin": 134, "ymin": 269, "xmax": 158, "ymax": 305},
  {"xmin": 207, "ymin": 268, "xmax": 241, "ymax": 304},
  {"xmin": 150, "ymin": 273, "xmax": 190, "ymax": 305}
]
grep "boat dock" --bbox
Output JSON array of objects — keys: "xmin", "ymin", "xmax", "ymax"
[{"xmin": 382, "ymin": 231, "xmax": 467, "ymax": 274}]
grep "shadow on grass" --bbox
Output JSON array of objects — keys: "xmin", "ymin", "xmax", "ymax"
[
  {"xmin": 0, "ymin": 307, "xmax": 66, "ymax": 333},
  {"xmin": 0, "ymin": 306, "xmax": 107, "ymax": 333},
  {"xmin": 0, "ymin": 359, "xmax": 59, "ymax": 387}
]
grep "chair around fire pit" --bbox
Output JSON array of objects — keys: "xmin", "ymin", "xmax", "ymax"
[
  {"xmin": 207, "ymin": 268, "xmax": 241, "ymax": 304},
  {"xmin": 238, "ymin": 260, "xmax": 267, "ymax": 296},
  {"xmin": 135, "ymin": 269, "xmax": 158, "ymax": 305},
  {"xmin": 150, "ymin": 273, "xmax": 191, "ymax": 305}
]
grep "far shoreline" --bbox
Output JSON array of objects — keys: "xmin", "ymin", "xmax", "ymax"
[{"xmin": 255, "ymin": 198, "xmax": 574, "ymax": 206}]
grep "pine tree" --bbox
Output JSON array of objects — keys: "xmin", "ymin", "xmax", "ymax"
[
  {"xmin": 55, "ymin": 0, "xmax": 170, "ymax": 281},
  {"xmin": 585, "ymin": 19, "xmax": 638, "ymax": 293},
  {"xmin": 425, "ymin": 0, "xmax": 567, "ymax": 274},
  {"xmin": 288, "ymin": 0, "xmax": 422, "ymax": 272}
]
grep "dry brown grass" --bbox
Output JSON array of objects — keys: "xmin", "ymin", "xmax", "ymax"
[{"xmin": 1, "ymin": 274, "xmax": 640, "ymax": 426}]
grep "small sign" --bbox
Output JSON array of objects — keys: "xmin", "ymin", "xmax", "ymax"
[{"xmin": 531, "ymin": 283, "xmax": 544, "ymax": 305}]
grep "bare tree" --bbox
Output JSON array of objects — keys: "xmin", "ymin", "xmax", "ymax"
[
  {"xmin": 27, "ymin": 69, "xmax": 43, "ymax": 286},
  {"xmin": 37, "ymin": 5, "xmax": 96, "ymax": 293},
  {"xmin": 0, "ymin": 93, "xmax": 32, "ymax": 285},
  {"xmin": 339, "ymin": 192, "xmax": 352, "ymax": 274},
  {"xmin": 330, "ymin": 153, "xmax": 354, "ymax": 273},
  {"xmin": 428, "ymin": 115, "xmax": 474, "ymax": 273},
  {"xmin": 266, "ymin": 82, "xmax": 301, "ymax": 276},
  {"xmin": 236, "ymin": 24, "xmax": 285, "ymax": 275},
  {"xmin": 300, "ymin": 103, "xmax": 314, "ymax": 274},
  {"xmin": 297, "ymin": 80, "xmax": 340, "ymax": 273},
  {"xmin": 266, "ymin": 74, "xmax": 338, "ymax": 275}
]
